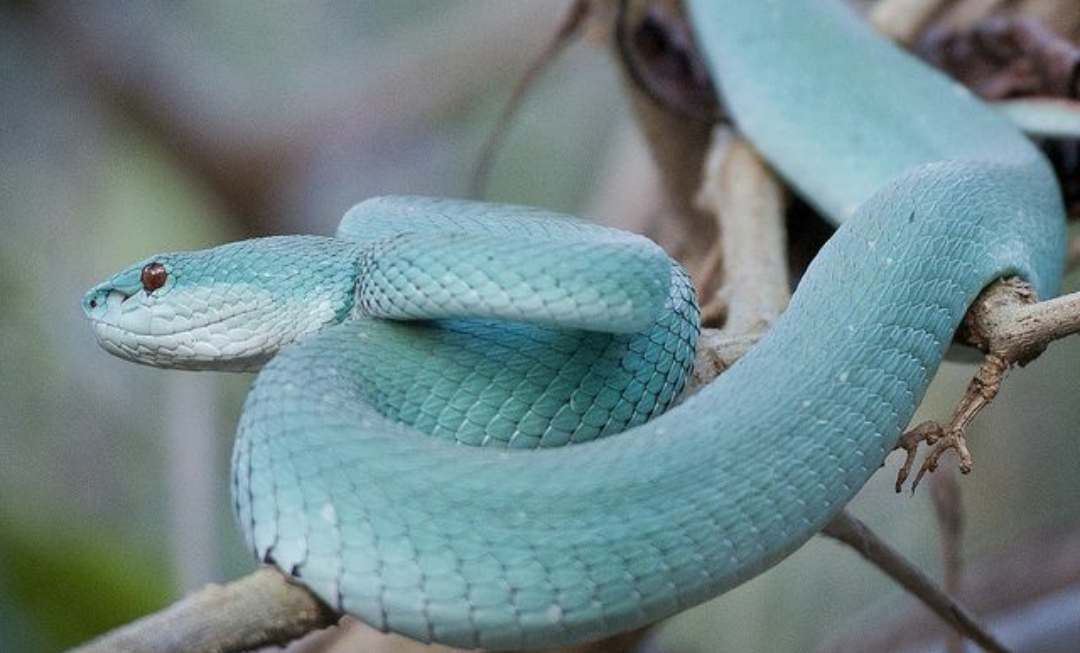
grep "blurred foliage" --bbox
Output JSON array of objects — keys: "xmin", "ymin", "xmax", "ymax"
[
  {"xmin": 0, "ymin": 2, "xmax": 1077, "ymax": 653},
  {"xmin": 0, "ymin": 512, "xmax": 171, "ymax": 651}
]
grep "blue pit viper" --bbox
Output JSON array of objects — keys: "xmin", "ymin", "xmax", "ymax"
[{"xmin": 82, "ymin": 0, "xmax": 1066, "ymax": 649}]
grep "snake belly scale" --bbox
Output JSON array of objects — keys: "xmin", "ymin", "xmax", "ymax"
[{"xmin": 82, "ymin": 0, "xmax": 1065, "ymax": 649}]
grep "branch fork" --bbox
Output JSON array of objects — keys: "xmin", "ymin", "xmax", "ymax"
[{"xmin": 896, "ymin": 276, "xmax": 1080, "ymax": 492}]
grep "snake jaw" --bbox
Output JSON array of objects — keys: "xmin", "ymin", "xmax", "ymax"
[{"xmin": 83, "ymin": 281, "xmax": 304, "ymax": 372}]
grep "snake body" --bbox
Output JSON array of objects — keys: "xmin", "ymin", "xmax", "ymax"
[{"xmin": 83, "ymin": 0, "xmax": 1065, "ymax": 649}]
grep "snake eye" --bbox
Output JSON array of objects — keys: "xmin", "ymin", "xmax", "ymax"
[{"xmin": 141, "ymin": 262, "xmax": 168, "ymax": 293}]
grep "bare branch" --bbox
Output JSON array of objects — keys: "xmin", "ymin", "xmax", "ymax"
[
  {"xmin": 822, "ymin": 511, "xmax": 1013, "ymax": 653},
  {"xmin": 965, "ymin": 278, "xmax": 1080, "ymax": 364},
  {"xmin": 67, "ymin": 566, "xmax": 656, "ymax": 653},
  {"xmin": 695, "ymin": 129, "xmax": 791, "ymax": 333},
  {"xmin": 929, "ymin": 470, "xmax": 966, "ymax": 653},
  {"xmin": 683, "ymin": 129, "xmax": 788, "ymax": 394},
  {"xmin": 816, "ymin": 525, "xmax": 1080, "ymax": 652},
  {"xmin": 470, "ymin": 0, "xmax": 592, "ymax": 199},
  {"xmin": 895, "ymin": 353, "xmax": 1008, "ymax": 491},
  {"xmin": 68, "ymin": 567, "xmax": 337, "ymax": 653}
]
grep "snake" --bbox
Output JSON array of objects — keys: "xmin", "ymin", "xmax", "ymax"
[{"xmin": 81, "ymin": 0, "xmax": 1066, "ymax": 649}]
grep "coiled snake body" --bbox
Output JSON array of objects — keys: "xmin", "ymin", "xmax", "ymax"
[{"xmin": 83, "ymin": 0, "xmax": 1065, "ymax": 649}]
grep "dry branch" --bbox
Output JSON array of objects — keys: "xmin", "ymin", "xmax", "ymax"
[
  {"xmin": 685, "ymin": 129, "xmax": 788, "ymax": 392},
  {"xmin": 965, "ymin": 277, "xmax": 1080, "ymax": 363},
  {"xmin": 822, "ymin": 512, "xmax": 1012, "ymax": 653},
  {"xmin": 68, "ymin": 568, "xmax": 337, "ymax": 653},
  {"xmin": 816, "ymin": 526, "xmax": 1080, "ymax": 653},
  {"xmin": 695, "ymin": 129, "xmax": 790, "ymax": 331}
]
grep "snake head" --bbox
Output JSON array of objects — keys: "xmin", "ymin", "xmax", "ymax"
[{"xmin": 82, "ymin": 236, "xmax": 362, "ymax": 372}]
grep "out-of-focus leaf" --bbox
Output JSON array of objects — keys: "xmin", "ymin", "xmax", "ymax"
[{"xmin": 0, "ymin": 508, "xmax": 173, "ymax": 652}]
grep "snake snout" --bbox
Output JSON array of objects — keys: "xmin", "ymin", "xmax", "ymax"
[{"xmin": 82, "ymin": 286, "xmax": 131, "ymax": 321}]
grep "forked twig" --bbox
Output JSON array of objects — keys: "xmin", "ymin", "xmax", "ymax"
[{"xmin": 897, "ymin": 279, "xmax": 1080, "ymax": 491}]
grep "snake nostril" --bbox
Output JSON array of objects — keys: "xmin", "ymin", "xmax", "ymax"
[
  {"xmin": 83, "ymin": 291, "xmax": 103, "ymax": 314},
  {"xmin": 83, "ymin": 289, "xmax": 120, "ymax": 316}
]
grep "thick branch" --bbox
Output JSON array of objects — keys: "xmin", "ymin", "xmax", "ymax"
[
  {"xmin": 695, "ymin": 129, "xmax": 790, "ymax": 332},
  {"xmin": 68, "ymin": 567, "xmax": 337, "ymax": 653},
  {"xmin": 686, "ymin": 130, "xmax": 788, "ymax": 391}
]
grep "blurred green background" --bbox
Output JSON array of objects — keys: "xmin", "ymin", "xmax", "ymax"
[{"xmin": 0, "ymin": 2, "xmax": 1077, "ymax": 652}]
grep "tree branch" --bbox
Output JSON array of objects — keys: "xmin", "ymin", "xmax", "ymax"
[
  {"xmin": 965, "ymin": 278, "xmax": 1080, "ymax": 364},
  {"xmin": 816, "ymin": 526, "xmax": 1080, "ymax": 653},
  {"xmin": 695, "ymin": 129, "xmax": 790, "ymax": 331},
  {"xmin": 822, "ymin": 512, "xmax": 1012, "ymax": 653},
  {"xmin": 68, "ymin": 568, "xmax": 337, "ymax": 653}
]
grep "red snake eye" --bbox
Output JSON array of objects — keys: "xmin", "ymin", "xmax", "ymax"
[{"xmin": 140, "ymin": 262, "xmax": 168, "ymax": 292}]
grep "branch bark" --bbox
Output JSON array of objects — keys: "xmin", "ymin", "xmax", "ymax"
[
  {"xmin": 695, "ymin": 129, "xmax": 790, "ymax": 331},
  {"xmin": 964, "ymin": 278, "xmax": 1080, "ymax": 364},
  {"xmin": 822, "ymin": 512, "xmax": 1012, "ymax": 653},
  {"xmin": 68, "ymin": 568, "xmax": 337, "ymax": 653},
  {"xmin": 686, "ymin": 128, "xmax": 789, "ymax": 392}
]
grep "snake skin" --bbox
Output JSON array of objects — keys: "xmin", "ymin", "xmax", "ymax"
[{"xmin": 83, "ymin": 0, "xmax": 1066, "ymax": 649}]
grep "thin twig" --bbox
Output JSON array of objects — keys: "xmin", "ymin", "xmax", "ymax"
[
  {"xmin": 895, "ymin": 353, "xmax": 1009, "ymax": 492},
  {"xmin": 822, "ymin": 511, "xmax": 1012, "ymax": 653},
  {"xmin": 895, "ymin": 280, "xmax": 1080, "ymax": 488},
  {"xmin": 470, "ymin": 0, "xmax": 592, "ymax": 199},
  {"xmin": 814, "ymin": 526, "xmax": 1080, "ymax": 652},
  {"xmin": 930, "ymin": 469, "xmax": 966, "ymax": 653}
]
